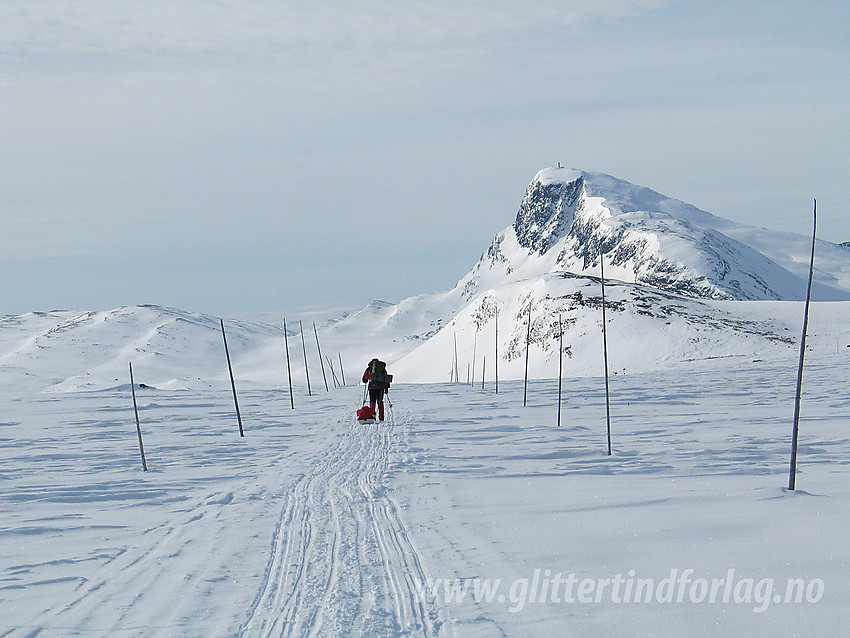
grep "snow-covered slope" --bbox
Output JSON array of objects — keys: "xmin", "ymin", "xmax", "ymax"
[
  {"xmin": 391, "ymin": 273, "xmax": 802, "ymax": 384},
  {"xmin": 0, "ymin": 305, "xmax": 287, "ymax": 393},
  {"xmin": 0, "ymin": 301, "xmax": 468, "ymax": 394},
  {"xmin": 4, "ymin": 293, "xmax": 845, "ymax": 393}
]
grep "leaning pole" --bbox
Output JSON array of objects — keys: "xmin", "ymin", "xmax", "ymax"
[
  {"xmin": 300, "ymin": 320, "xmax": 312, "ymax": 396},
  {"xmin": 283, "ymin": 319, "xmax": 295, "ymax": 409},
  {"xmin": 788, "ymin": 200, "xmax": 817, "ymax": 491},
  {"xmin": 313, "ymin": 322, "xmax": 329, "ymax": 392},
  {"xmin": 129, "ymin": 362, "xmax": 148, "ymax": 471},
  {"xmin": 220, "ymin": 319, "xmax": 245, "ymax": 437}
]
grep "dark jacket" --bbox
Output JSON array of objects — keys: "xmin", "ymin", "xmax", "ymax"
[{"xmin": 363, "ymin": 360, "xmax": 391, "ymax": 390}]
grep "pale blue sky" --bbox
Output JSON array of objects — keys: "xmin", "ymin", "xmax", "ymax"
[{"xmin": 2, "ymin": 1, "xmax": 848, "ymax": 316}]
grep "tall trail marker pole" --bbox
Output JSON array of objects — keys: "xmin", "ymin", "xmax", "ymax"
[
  {"xmin": 453, "ymin": 332, "xmax": 460, "ymax": 384},
  {"xmin": 300, "ymin": 320, "xmax": 312, "ymax": 396},
  {"xmin": 471, "ymin": 332, "xmax": 477, "ymax": 387},
  {"xmin": 557, "ymin": 314, "xmax": 563, "ymax": 428},
  {"xmin": 283, "ymin": 319, "xmax": 295, "ymax": 409},
  {"xmin": 789, "ymin": 200, "xmax": 817, "ymax": 491},
  {"xmin": 494, "ymin": 309, "xmax": 499, "ymax": 395},
  {"xmin": 129, "ymin": 362, "xmax": 148, "ymax": 472},
  {"xmin": 600, "ymin": 248, "xmax": 612, "ymax": 456},
  {"xmin": 220, "ymin": 319, "xmax": 244, "ymax": 437},
  {"xmin": 337, "ymin": 352, "xmax": 345, "ymax": 387},
  {"xmin": 326, "ymin": 356, "xmax": 340, "ymax": 388},
  {"xmin": 523, "ymin": 302, "xmax": 532, "ymax": 407},
  {"xmin": 481, "ymin": 355, "xmax": 486, "ymax": 391},
  {"xmin": 313, "ymin": 322, "xmax": 329, "ymax": 392}
]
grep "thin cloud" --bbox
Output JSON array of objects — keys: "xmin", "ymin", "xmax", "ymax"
[
  {"xmin": 1, "ymin": 0, "xmax": 848, "ymax": 315},
  {"xmin": 1, "ymin": 1, "xmax": 674, "ymax": 67}
]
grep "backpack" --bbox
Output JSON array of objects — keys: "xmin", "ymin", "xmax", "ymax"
[{"xmin": 369, "ymin": 360, "xmax": 392, "ymax": 389}]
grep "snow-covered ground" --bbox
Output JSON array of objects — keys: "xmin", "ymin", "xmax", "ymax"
[
  {"xmin": 4, "ymin": 166, "xmax": 850, "ymax": 636},
  {"xmin": 2, "ymin": 304, "xmax": 849, "ymax": 636}
]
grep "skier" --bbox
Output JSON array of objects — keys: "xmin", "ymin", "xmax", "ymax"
[{"xmin": 362, "ymin": 358, "xmax": 392, "ymax": 421}]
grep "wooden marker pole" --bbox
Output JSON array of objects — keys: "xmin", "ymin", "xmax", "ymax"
[
  {"xmin": 129, "ymin": 362, "xmax": 148, "ymax": 471},
  {"xmin": 557, "ymin": 314, "xmax": 563, "ymax": 428},
  {"xmin": 495, "ymin": 310, "xmax": 499, "ymax": 395},
  {"xmin": 326, "ymin": 356, "xmax": 340, "ymax": 388},
  {"xmin": 337, "ymin": 352, "xmax": 345, "ymax": 386},
  {"xmin": 600, "ymin": 249, "xmax": 612, "ymax": 455},
  {"xmin": 523, "ymin": 302, "xmax": 532, "ymax": 407},
  {"xmin": 453, "ymin": 332, "xmax": 460, "ymax": 384},
  {"xmin": 283, "ymin": 319, "xmax": 295, "ymax": 409},
  {"xmin": 220, "ymin": 319, "xmax": 244, "ymax": 437},
  {"xmin": 300, "ymin": 320, "xmax": 312, "ymax": 396},
  {"xmin": 313, "ymin": 322, "xmax": 329, "ymax": 392},
  {"xmin": 471, "ymin": 332, "xmax": 477, "ymax": 387},
  {"xmin": 789, "ymin": 200, "xmax": 817, "ymax": 491}
]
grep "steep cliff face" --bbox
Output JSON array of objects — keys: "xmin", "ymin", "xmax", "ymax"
[
  {"xmin": 460, "ymin": 167, "xmax": 850, "ymax": 302},
  {"xmin": 513, "ymin": 174, "xmax": 583, "ymax": 255}
]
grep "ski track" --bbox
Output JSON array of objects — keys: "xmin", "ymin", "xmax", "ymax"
[
  {"xmin": 1, "ymin": 392, "xmax": 441, "ymax": 638},
  {"xmin": 240, "ymin": 407, "xmax": 440, "ymax": 638},
  {"xmin": 9, "ymin": 492, "xmax": 235, "ymax": 637}
]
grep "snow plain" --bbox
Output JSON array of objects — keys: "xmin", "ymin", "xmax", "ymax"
[
  {"xmin": 2, "ymin": 301, "xmax": 849, "ymax": 637},
  {"xmin": 3, "ymin": 166, "xmax": 849, "ymax": 636}
]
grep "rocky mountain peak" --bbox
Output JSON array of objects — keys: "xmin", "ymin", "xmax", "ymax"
[
  {"xmin": 514, "ymin": 170, "xmax": 584, "ymax": 254},
  {"xmin": 462, "ymin": 166, "xmax": 850, "ymax": 302}
]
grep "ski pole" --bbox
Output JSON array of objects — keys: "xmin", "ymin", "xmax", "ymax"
[{"xmin": 385, "ymin": 391, "xmax": 394, "ymax": 425}]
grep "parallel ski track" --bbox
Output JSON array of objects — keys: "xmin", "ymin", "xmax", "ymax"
[
  {"xmin": 8, "ymin": 406, "xmax": 438, "ymax": 638},
  {"xmin": 241, "ymin": 410, "xmax": 439, "ymax": 638}
]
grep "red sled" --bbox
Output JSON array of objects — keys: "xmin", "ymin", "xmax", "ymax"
[{"xmin": 356, "ymin": 405, "xmax": 376, "ymax": 421}]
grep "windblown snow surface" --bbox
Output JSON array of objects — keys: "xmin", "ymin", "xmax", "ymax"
[
  {"xmin": 2, "ymin": 300, "xmax": 849, "ymax": 637},
  {"xmin": 3, "ymin": 167, "xmax": 850, "ymax": 636}
]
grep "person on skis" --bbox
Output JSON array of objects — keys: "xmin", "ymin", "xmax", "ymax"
[{"xmin": 362, "ymin": 358, "xmax": 392, "ymax": 421}]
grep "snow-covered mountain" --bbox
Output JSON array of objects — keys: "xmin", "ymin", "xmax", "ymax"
[
  {"xmin": 387, "ymin": 167, "xmax": 850, "ymax": 381},
  {"xmin": 460, "ymin": 167, "xmax": 850, "ymax": 303}
]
